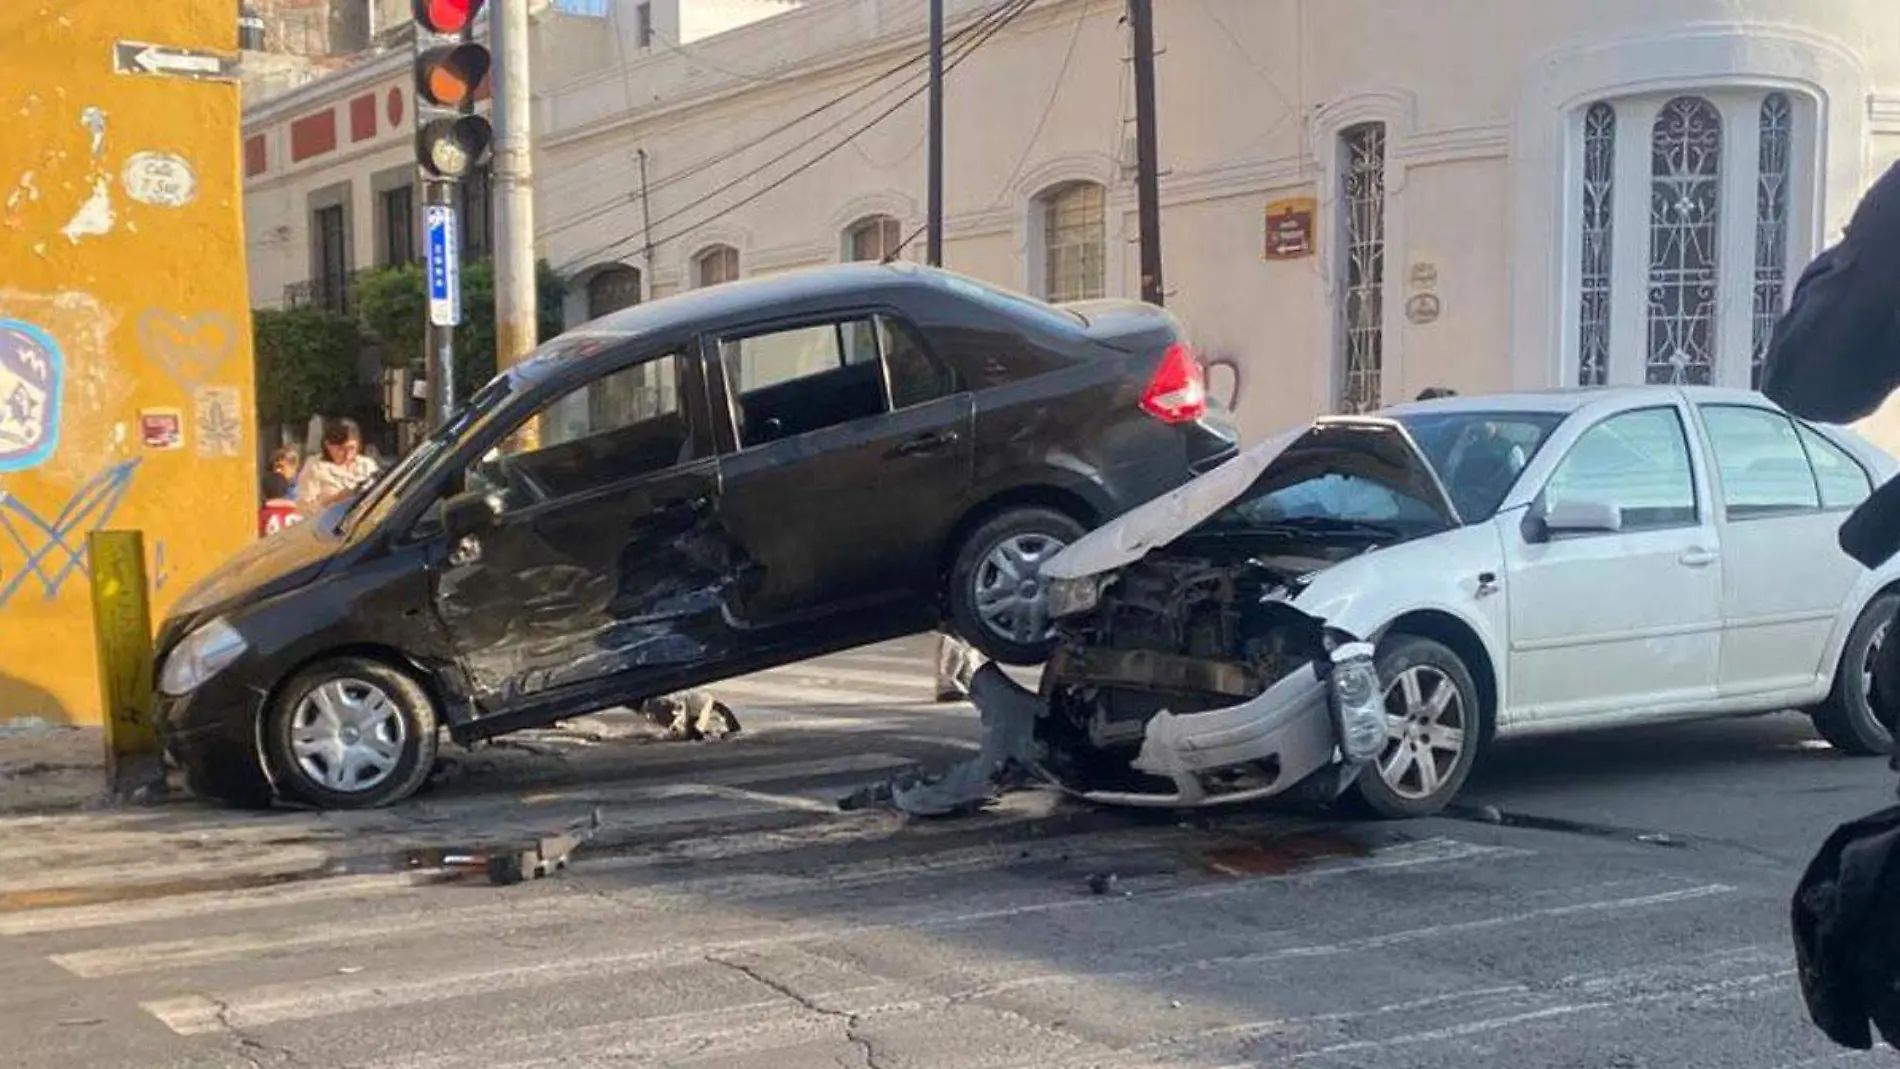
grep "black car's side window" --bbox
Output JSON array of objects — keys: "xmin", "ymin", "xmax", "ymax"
[
  {"xmin": 721, "ymin": 319, "xmax": 889, "ymax": 447},
  {"xmin": 879, "ymin": 315, "xmax": 961, "ymax": 409},
  {"xmin": 469, "ymin": 353, "xmax": 693, "ymax": 509}
]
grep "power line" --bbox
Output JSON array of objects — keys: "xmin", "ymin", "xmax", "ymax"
[
  {"xmin": 560, "ymin": 0, "xmax": 1038, "ymax": 273},
  {"xmin": 990, "ymin": 0, "xmax": 1092, "ymax": 207},
  {"xmin": 538, "ymin": 0, "xmax": 1018, "ymax": 245}
]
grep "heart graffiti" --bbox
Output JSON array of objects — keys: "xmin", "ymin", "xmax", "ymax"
[{"xmin": 136, "ymin": 309, "xmax": 236, "ymax": 392}]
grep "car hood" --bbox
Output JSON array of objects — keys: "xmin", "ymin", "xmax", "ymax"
[
  {"xmin": 167, "ymin": 507, "xmax": 345, "ymax": 623},
  {"xmin": 1043, "ymin": 416, "xmax": 1458, "ymax": 581}
]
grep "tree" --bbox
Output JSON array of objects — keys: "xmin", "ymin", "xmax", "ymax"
[
  {"xmin": 355, "ymin": 258, "xmax": 571, "ymax": 403},
  {"xmin": 252, "ymin": 307, "xmax": 365, "ymax": 431}
]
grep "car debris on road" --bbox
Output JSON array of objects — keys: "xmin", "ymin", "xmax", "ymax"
[{"xmin": 432, "ymin": 808, "xmax": 604, "ymax": 886}]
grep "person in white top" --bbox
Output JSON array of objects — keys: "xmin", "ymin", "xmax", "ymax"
[{"xmin": 295, "ymin": 417, "xmax": 379, "ymax": 518}]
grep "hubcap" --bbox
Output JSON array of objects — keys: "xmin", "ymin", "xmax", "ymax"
[
  {"xmin": 1862, "ymin": 619, "xmax": 1893, "ymax": 736},
  {"xmin": 973, "ymin": 532, "xmax": 1067, "ymax": 646},
  {"xmin": 289, "ymin": 678, "xmax": 406, "ymax": 794},
  {"xmin": 1376, "ymin": 666, "xmax": 1468, "ymax": 802}
]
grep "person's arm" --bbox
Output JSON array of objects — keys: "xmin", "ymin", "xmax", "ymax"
[{"xmin": 1760, "ymin": 160, "xmax": 1900, "ymax": 424}]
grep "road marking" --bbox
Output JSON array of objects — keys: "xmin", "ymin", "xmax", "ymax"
[{"xmin": 0, "ymin": 873, "xmax": 425, "ymax": 937}]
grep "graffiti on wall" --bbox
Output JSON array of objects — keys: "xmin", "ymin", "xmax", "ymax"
[
  {"xmin": 137, "ymin": 308, "xmax": 235, "ymax": 392},
  {"xmin": 1204, "ymin": 353, "xmax": 1244, "ymax": 413},
  {"xmin": 0, "ymin": 458, "xmax": 141, "ymax": 609},
  {"xmin": 0, "ymin": 318, "xmax": 65, "ymax": 473}
]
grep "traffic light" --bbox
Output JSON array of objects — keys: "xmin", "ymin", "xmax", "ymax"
[{"xmin": 412, "ymin": 0, "xmax": 492, "ymax": 180}]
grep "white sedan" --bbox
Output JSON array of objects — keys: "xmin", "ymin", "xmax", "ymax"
[{"xmin": 1023, "ymin": 385, "xmax": 1899, "ymax": 818}]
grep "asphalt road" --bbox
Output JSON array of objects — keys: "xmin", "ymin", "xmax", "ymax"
[{"xmin": 0, "ymin": 634, "xmax": 1894, "ymax": 1069}]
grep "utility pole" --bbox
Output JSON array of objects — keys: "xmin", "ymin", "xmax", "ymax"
[
  {"xmin": 926, "ymin": 0, "xmax": 944, "ymax": 266},
  {"xmin": 1128, "ymin": 0, "xmax": 1164, "ymax": 305},
  {"xmin": 492, "ymin": 0, "xmax": 539, "ymax": 377}
]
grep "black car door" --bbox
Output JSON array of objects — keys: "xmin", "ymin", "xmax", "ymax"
[
  {"xmin": 709, "ymin": 309, "xmax": 974, "ymax": 627},
  {"xmin": 428, "ymin": 349, "xmax": 727, "ymax": 713}
]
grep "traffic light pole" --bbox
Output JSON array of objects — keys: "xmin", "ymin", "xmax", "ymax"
[
  {"xmin": 425, "ymin": 179, "xmax": 457, "ymax": 428},
  {"xmin": 492, "ymin": 0, "xmax": 538, "ymax": 375}
]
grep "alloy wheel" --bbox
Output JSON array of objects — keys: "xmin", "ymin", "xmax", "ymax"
[
  {"xmin": 1377, "ymin": 665, "xmax": 1469, "ymax": 802},
  {"xmin": 289, "ymin": 678, "xmax": 408, "ymax": 794},
  {"xmin": 1860, "ymin": 618, "xmax": 1894, "ymax": 742},
  {"xmin": 973, "ymin": 532, "xmax": 1068, "ymax": 645}
]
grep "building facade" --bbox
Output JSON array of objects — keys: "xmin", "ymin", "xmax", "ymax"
[{"xmin": 243, "ymin": 0, "xmax": 1900, "ymax": 447}]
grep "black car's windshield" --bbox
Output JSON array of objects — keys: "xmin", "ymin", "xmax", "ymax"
[
  {"xmin": 340, "ymin": 374, "xmax": 518, "ymax": 535},
  {"xmin": 1395, "ymin": 410, "xmax": 1565, "ymax": 522}
]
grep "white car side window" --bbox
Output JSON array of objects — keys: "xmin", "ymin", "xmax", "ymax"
[
  {"xmin": 1698, "ymin": 405, "xmax": 1820, "ymax": 519},
  {"xmin": 1545, "ymin": 407, "xmax": 1698, "ymax": 531},
  {"xmin": 1797, "ymin": 424, "xmax": 1875, "ymax": 510}
]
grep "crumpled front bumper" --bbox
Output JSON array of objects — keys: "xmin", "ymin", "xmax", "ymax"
[{"xmin": 967, "ymin": 640, "xmax": 1385, "ymax": 810}]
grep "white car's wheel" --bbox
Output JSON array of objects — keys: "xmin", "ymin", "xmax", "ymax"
[
  {"xmin": 1812, "ymin": 593, "xmax": 1896, "ymax": 757},
  {"xmin": 1348, "ymin": 635, "xmax": 1484, "ymax": 819}
]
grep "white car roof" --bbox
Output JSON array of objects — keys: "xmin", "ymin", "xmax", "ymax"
[{"xmin": 1379, "ymin": 384, "xmax": 1780, "ymax": 419}]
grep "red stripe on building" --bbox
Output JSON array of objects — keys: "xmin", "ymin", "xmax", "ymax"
[
  {"xmin": 349, "ymin": 93, "xmax": 377, "ymax": 142},
  {"xmin": 243, "ymin": 134, "xmax": 267, "ymax": 177},
  {"xmin": 289, "ymin": 109, "xmax": 337, "ymax": 162}
]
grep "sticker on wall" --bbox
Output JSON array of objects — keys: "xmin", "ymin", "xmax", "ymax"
[
  {"xmin": 1408, "ymin": 262, "xmax": 1439, "ymax": 291},
  {"xmin": 192, "ymin": 384, "xmax": 241, "ymax": 458},
  {"xmin": 121, "ymin": 152, "xmax": 196, "ymax": 208},
  {"xmin": 139, "ymin": 407, "xmax": 182, "ymax": 449},
  {"xmin": 0, "ymin": 318, "xmax": 64, "ymax": 473},
  {"xmin": 1406, "ymin": 293, "xmax": 1443, "ymax": 326},
  {"xmin": 137, "ymin": 309, "xmax": 235, "ymax": 391}
]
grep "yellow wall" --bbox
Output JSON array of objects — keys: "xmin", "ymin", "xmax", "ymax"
[{"xmin": 0, "ymin": 4, "xmax": 256, "ymax": 725}]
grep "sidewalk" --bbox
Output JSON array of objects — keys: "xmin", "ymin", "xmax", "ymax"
[{"xmin": 0, "ymin": 720, "xmax": 107, "ymax": 813}]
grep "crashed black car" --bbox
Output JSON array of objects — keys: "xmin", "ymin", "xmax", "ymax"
[{"xmin": 154, "ymin": 263, "xmax": 1236, "ymax": 809}]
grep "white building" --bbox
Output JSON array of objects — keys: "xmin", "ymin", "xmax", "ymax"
[{"xmin": 242, "ymin": 0, "xmax": 1900, "ymax": 447}]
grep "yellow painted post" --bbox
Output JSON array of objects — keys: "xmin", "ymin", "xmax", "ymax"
[{"xmin": 87, "ymin": 530, "xmax": 164, "ymax": 798}]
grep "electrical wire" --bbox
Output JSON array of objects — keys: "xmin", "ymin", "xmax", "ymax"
[
  {"xmin": 537, "ymin": 0, "xmax": 1017, "ymax": 245},
  {"xmin": 989, "ymin": 0, "xmax": 1092, "ymax": 208},
  {"xmin": 559, "ymin": 0, "xmax": 1039, "ymax": 273}
]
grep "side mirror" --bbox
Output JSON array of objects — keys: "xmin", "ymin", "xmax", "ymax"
[
  {"xmin": 1541, "ymin": 500, "xmax": 1623, "ymax": 538},
  {"xmin": 439, "ymin": 489, "xmax": 502, "ymax": 540}
]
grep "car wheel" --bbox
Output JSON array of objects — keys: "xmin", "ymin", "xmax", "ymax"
[
  {"xmin": 1347, "ymin": 635, "xmax": 1484, "ymax": 819},
  {"xmin": 263, "ymin": 656, "xmax": 440, "ymax": 810},
  {"xmin": 947, "ymin": 506, "xmax": 1089, "ymax": 667},
  {"xmin": 1811, "ymin": 593, "xmax": 1896, "ymax": 757}
]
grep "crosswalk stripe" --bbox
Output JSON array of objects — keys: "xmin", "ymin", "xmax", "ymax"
[
  {"xmin": 139, "ymin": 837, "xmax": 1522, "ymax": 1036},
  {"xmin": 0, "ymin": 872, "xmax": 426, "ymax": 937}
]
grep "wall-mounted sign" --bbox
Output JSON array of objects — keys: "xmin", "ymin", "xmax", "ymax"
[
  {"xmin": 1406, "ymin": 293, "xmax": 1443, "ymax": 325},
  {"xmin": 1408, "ymin": 262, "xmax": 1438, "ymax": 290},
  {"xmin": 1264, "ymin": 196, "xmax": 1316, "ymax": 260},
  {"xmin": 139, "ymin": 407, "xmax": 182, "ymax": 450}
]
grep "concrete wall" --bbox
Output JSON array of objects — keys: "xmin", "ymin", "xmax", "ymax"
[{"xmin": 0, "ymin": 3, "xmax": 259, "ymax": 725}]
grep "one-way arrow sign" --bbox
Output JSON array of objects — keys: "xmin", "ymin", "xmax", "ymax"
[{"xmin": 113, "ymin": 41, "xmax": 237, "ymax": 82}]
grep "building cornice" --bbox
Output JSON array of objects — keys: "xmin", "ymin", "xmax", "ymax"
[{"xmin": 243, "ymin": 48, "xmax": 409, "ymax": 130}]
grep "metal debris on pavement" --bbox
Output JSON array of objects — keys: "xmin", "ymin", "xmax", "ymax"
[
  {"xmin": 435, "ymin": 807, "xmax": 605, "ymax": 886},
  {"xmin": 853, "ymin": 667, "xmax": 1044, "ymax": 817},
  {"xmin": 638, "ymin": 691, "xmax": 741, "ymax": 741}
]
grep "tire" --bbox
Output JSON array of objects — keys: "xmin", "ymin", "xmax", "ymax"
[
  {"xmin": 178, "ymin": 746, "xmax": 276, "ymax": 810},
  {"xmin": 1811, "ymin": 593, "xmax": 1896, "ymax": 757},
  {"xmin": 263, "ymin": 656, "xmax": 440, "ymax": 810},
  {"xmin": 1347, "ymin": 635, "xmax": 1485, "ymax": 819},
  {"xmin": 946, "ymin": 505, "xmax": 1089, "ymax": 667}
]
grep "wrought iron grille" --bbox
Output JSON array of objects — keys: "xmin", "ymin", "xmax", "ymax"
[
  {"xmin": 1042, "ymin": 183, "xmax": 1106, "ymax": 303},
  {"xmin": 1644, "ymin": 96, "xmax": 1722, "ymax": 386},
  {"xmin": 1578, "ymin": 102, "xmax": 1616, "ymax": 387},
  {"xmin": 1338, "ymin": 122, "xmax": 1386, "ymax": 413},
  {"xmin": 1751, "ymin": 92, "xmax": 1792, "ymax": 389}
]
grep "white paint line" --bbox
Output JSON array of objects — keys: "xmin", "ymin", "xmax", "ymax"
[
  {"xmin": 0, "ymin": 873, "xmax": 425, "ymax": 938},
  {"xmin": 141, "ymin": 838, "xmax": 1518, "ymax": 1035},
  {"xmin": 0, "ymin": 845, "xmax": 330, "ymax": 894}
]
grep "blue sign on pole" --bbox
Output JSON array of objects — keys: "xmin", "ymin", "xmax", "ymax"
[{"xmin": 425, "ymin": 204, "xmax": 461, "ymax": 327}]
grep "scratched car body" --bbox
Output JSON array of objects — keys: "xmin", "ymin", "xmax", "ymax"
[
  {"xmin": 1003, "ymin": 386, "xmax": 1900, "ymax": 818},
  {"xmin": 152, "ymin": 263, "xmax": 1237, "ymax": 809}
]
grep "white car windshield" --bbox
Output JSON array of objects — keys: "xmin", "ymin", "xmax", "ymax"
[{"xmin": 1396, "ymin": 410, "xmax": 1566, "ymax": 521}]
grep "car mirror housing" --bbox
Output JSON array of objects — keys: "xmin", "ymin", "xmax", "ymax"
[
  {"xmin": 440, "ymin": 489, "xmax": 503, "ymax": 540},
  {"xmin": 1543, "ymin": 500, "xmax": 1623, "ymax": 537}
]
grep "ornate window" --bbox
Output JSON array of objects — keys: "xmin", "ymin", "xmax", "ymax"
[
  {"xmin": 585, "ymin": 264, "xmax": 642, "ymax": 319},
  {"xmin": 1038, "ymin": 182, "xmax": 1105, "ymax": 303},
  {"xmin": 1338, "ymin": 122, "xmax": 1386, "ymax": 413},
  {"xmin": 1752, "ymin": 92, "xmax": 1793, "ymax": 388},
  {"xmin": 693, "ymin": 244, "xmax": 739, "ymax": 288},
  {"xmin": 846, "ymin": 215, "xmax": 903, "ymax": 262},
  {"xmin": 1577, "ymin": 103, "xmax": 1615, "ymax": 387},
  {"xmin": 1568, "ymin": 90, "xmax": 1810, "ymax": 390}
]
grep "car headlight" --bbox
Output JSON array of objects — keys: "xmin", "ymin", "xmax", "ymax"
[
  {"xmin": 1326, "ymin": 641, "xmax": 1385, "ymax": 764},
  {"xmin": 1044, "ymin": 574, "xmax": 1102, "ymax": 618},
  {"xmin": 157, "ymin": 617, "xmax": 249, "ymax": 697}
]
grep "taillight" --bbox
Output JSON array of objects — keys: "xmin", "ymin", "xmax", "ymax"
[{"xmin": 1140, "ymin": 342, "xmax": 1207, "ymax": 424}]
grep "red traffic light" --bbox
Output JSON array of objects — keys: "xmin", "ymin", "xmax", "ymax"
[
  {"xmin": 415, "ymin": 43, "xmax": 490, "ymax": 108},
  {"xmin": 412, "ymin": 0, "xmax": 483, "ymax": 34}
]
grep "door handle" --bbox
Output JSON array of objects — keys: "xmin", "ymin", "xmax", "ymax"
[
  {"xmin": 449, "ymin": 534, "xmax": 482, "ymax": 567},
  {"xmin": 1679, "ymin": 547, "xmax": 1718, "ymax": 568},
  {"xmin": 889, "ymin": 430, "xmax": 959, "ymax": 459},
  {"xmin": 657, "ymin": 494, "xmax": 711, "ymax": 516}
]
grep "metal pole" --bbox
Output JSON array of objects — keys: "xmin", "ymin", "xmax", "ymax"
[
  {"xmin": 1128, "ymin": 0, "xmax": 1164, "ymax": 305},
  {"xmin": 637, "ymin": 147, "xmax": 655, "ymax": 290},
  {"xmin": 492, "ymin": 0, "xmax": 538, "ymax": 371},
  {"xmin": 425, "ymin": 179, "xmax": 458, "ymax": 428},
  {"xmin": 926, "ymin": 0, "xmax": 944, "ymax": 267}
]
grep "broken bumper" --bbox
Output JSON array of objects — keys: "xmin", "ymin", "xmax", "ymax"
[{"xmin": 970, "ymin": 640, "xmax": 1386, "ymax": 809}]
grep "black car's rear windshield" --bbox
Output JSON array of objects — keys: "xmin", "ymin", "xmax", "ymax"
[
  {"xmin": 1396, "ymin": 410, "xmax": 1565, "ymax": 522},
  {"xmin": 933, "ymin": 272, "xmax": 1087, "ymax": 330}
]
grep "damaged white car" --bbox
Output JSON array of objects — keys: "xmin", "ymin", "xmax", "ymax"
[{"xmin": 961, "ymin": 386, "xmax": 1900, "ymax": 819}]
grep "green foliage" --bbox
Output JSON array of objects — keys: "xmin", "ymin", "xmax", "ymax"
[
  {"xmin": 355, "ymin": 258, "xmax": 572, "ymax": 403},
  {"xmin": 251, "ymin": 307, "xmax": 364, "ymax": 430}
]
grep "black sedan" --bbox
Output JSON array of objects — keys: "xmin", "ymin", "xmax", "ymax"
[{"xmin": 154, "ymin": 262, "xmax": 1237, "ymax": 808}]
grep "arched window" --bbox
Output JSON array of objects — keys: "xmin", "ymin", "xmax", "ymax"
[
  {"xmin": 693, "ymin": 244, "xmax": 740, "ymax": 288},
  {"xmin": 1037, "ymin": 182, "xmax": 1105, "ymax": 303},
  {"xmin": 1337, "ymin": 122, "xmax": 1387, "ymax": 413},
  {"xmin": 585, "ymin": 264, "xmax": 642, "ymax": 319},
  {"xmin": 845, "ymin": 215, "xmax": 903, "ymax": 262},
  {"xmin": 1568, "ymin": 90, "xmax": 1807, "ymax": 389}
]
